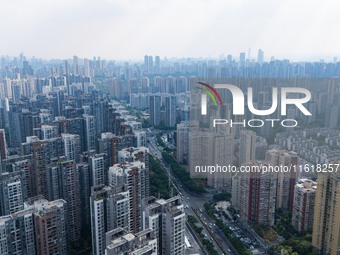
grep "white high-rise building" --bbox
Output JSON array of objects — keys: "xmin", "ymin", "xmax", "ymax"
[
  {"xmin": 105, "ymin": 228, "xmax": 157, "ymax": 255},
  {"xmin": 41, "ymin": 125, "xmax": 57, "ymax": 140},
  {"xmin": 73, "ymin": 55, "xmax": 79, "ymax": 75},
  {"xmin": 0, "ymin": 208, "xmax": 36, "ymax": 255},
  {"xmin": 142, "ymin": 196, "xmax": 185, "ymax": 255},
  {"xmin": 89, "ymin": 154, "xmax": 106, "ymax": 186},
  {"xmin": 117, "ymin": 147, "xmax": 149, "ymax": 199},
  {"xmin": 189, "ymin": 126, "xmax": 234, "ymax": 189},
  {"xmin": 239, "ymin": 130, "xmax": 256, "ymax": 166},
  {"xmin": 90, "ymin": 185, "xmax": 130, "ymax": 255},
  {"xmin": 109, "ymin": 160, "xmax": 148, "ymax": 233},
  {"xmin": 134, "ymin": 130, "xmax": 147, "ymax": 147},
  {"xmin": 62, "ymin": 133, "xmax": 81, "ymax": 162},
  {"xmin": 0, "ymin": 172, "xmax": 24, "ymax": 216},
  {"xmin": 84, "ymin": 58, "xmax": 91, "ymax": 77}
]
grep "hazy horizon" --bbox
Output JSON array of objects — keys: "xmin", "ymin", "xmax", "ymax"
[{"xmin": 1, "ymin": 0, "xmax": 340, "ymax": 61}]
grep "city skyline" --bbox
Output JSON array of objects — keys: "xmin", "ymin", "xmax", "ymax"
[
  {"xmin": 1, "ymin": 1, "xmax": 340, "ymax": 252},
  {"xmin": 0, "ymin": 53, "xmax": 340, "ymax": 254},
  {"xmin": 1, "ymin": 0, "xmax": 340, "ymax": 61}
]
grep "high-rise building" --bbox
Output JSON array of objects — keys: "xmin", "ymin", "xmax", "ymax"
[
  {"xmin": 327, "ymin": 106, "xmax": 339, "ymax": 129},
  {"xmin": 46, "ymin": 160, "xmax": 81, "ymax": 242},
  {"xmin": 62, "ymin": 59, "xmax": 69, "ymax": 75},
  {"xmin": 176, "ymin": 122, "xmax": 189, "ymax": 164},
  {"xmin": 149, "ymin": 95, "xmax": 161, "ymax": 126},
  {"xmin": 90, "ymin": 185, "xmax": 130, "ymax": 255},
  {"xmin": 98, "ymin": 133, "xmax": 135, "ymax": 167},
  {"xmin": 98, "ymin": 132, "xmax": 116, "ymax": 166},
  {"xmin": 92, "ymin": 100, "xmax": 107, "ymax": 137},
  {"xmin": 30, "ymin": 196, "xmax": 68, "ymax": 255},
  {"xmin": 77, "ymin": 163, "xmax": 91, "ymax": 228},
  {"xmin": 176, "ymin": 76, "xmax": 188, "ymax": 93},
  {"xmin": 83, "ymin": 114, "xmax": 96, "ymax": 151},
  {"xmin": 165, "ymin": 76, "xmax": 176, "ymax": 94},
  {"xmin": 291, "ymin": 179, "xmax": 317, "ymax": 232},
  {"xmin": 208, "ymin": 130, "xmax": 235, "ymax": 190},
  {"xmin": 105, "ymin": 228, "xmax": 158, "ymax": 255},
  {"xmin": 56, "ymin": 117, "xmax": 86, "ymax": 152},
  {"xmin": 2, "ymin": 78, "xmax": 12, "ymax": 98},
  {"xmin": 0, "ymin": 129, "xmax": 7, "ymax": 160},
  {"xmin": 11, "ymin": 83, "xmax": 21, "ymax": 103},
  {"xmin": 144, "ymin": 55, "xmax": 149, "ymax": 73},
  {"xmin": 73, "ymin": 55, "xmax": 79, "ymax": 75},
  {"xmin": 239, "ymin": 52, "xmax": 246, "ymax": 67},
  {"xmin": 148, "ymin": 56, "xmax": 153, "ymax": 73},
  {"xmin": 40, "ymin": 125, "xmax": 57, "ymax": 140},
  {"xmin": 164, "ymin": 95, "xmax": 176, "ymax": 127},
  {"xmin": 133, "ymin": 130, "xmax": 147, "ymax": 147},
  {"xmin": 84, "ymin": 58, "xmax": 91, "ymax": 77},
  {"xmin": 109, "ymin": 160, "xmax": 148, "ymax": 233},
  {"xmin": 257, "ymin": 49, "xmax": 264, "ymax": 64},
  {"xmin": 0, "ymin": 196, "xmax": 68, "ymax": 255},
  {"xmin": 239, "ymin": 161, "xmax": 277, "ymax": 226},
  {"xmin": 12, "ymin": 158, "xmax": 34, "ymax": 198},
  {"xmin": 239, "ymin": 130, "xmax": 256, "ymax": 166},
  {"xmin": 312, "ymin": 171, "xmax": 340, "ymax": 255},
  {"xmin": 231, "ymin": 173, "xmax": 240, "ymax": 210},
  {"xmin": 110, "ymin": 77, "xmax": 123, "ymax": 99},
  {"xmin": 89, "ymin": 153, "xmax": 106, "ymax": 186},
  {"xmin": 153, "ymin": 76, "xmax": 162, "ymax": 93},
  {"xmin": 142, "ymin": 196, "xmax": 185, "ymax": 255},
  {"xmin": 22, "ymin": 139, "xmax": 48, "ymax": 197},
  {"xmin": 117, "ymin": 147, "xmax": 149, "ymax": 199},
  {"xmin": 62, "ymin": 133, "xmax": 81, "ymax": 162},
  {"xmin": 266, "ymin": 149, "xmax": 298, "ymax": 212},
  {"xmin": 154, "ymin": 56, "xmax": 160, "ymax": 73},
  {"xmin": 8, "ymin": 107, "xmax": 39, "ymax": 148},
  {"xmin": 20, "ymin": 137, "xmax": 64, "ymax": 197},
  {"xmin": 141, "ymin": 76, "xmax": 150, "ymax": 93},
  {"xmin": 0, "ymin": 172, "xmax": 25, "ymax": 216},
  {"xmin": 189, "ymin": 127, "xmax": 234, "ymax": 190},
  {"xmin": 0, "ymin": 207, "xmax": 36, "ymax": 255}
]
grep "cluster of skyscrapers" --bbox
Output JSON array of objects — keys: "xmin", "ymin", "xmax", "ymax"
[
  {"xmin": 0, "ymin": 55, "xmax": 187, "ymax": 255},
  {"xmin": 181, "ymin": 73, "xmax": 340, "ymax": 253},
  {"xmin": 183, "ymin": 117, "xmax": 340, "ymax": 254},
  {"xmin": 0, "ymin": 52, "xmax": 340, "ymax": 254}
]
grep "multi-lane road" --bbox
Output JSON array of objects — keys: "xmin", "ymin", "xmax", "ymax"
[{"xmin": 147, "ymin": 134, "xmax": 236, "ymax": 255}]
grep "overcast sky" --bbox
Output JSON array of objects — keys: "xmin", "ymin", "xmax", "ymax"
[{"xmin": 0, "ymin": 0, "xmax": 339, "ymax": 61}]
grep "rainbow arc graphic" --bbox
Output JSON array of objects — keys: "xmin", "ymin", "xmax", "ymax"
[{"xmin": 196, "ymin": 82, "xmax": 223, "ymax": 115}]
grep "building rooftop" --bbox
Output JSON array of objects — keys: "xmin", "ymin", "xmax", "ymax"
[
  {"xmin": 130, "ymin": 246, "xmax": 153, "ymax": 255},
  {"xmin": 296, "ymin": 179, "xmax": 317, "ymax": 192}
]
